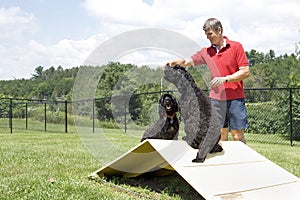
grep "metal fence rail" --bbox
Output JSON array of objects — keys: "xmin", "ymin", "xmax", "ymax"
[{"xmin": 0, "ymin": 88, "xmax": 299, "ymax": 146}]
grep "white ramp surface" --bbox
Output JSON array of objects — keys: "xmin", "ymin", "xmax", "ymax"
[{"xmin": 91, "ymin": 140, "xmax": 300, "ymax": 200}]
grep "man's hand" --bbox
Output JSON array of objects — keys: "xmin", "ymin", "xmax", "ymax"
[
  {"xmin": 210, "ymin": 77, "xmax": 228, "ymax": 87},
  {"xmin": 166, "ymin": 59, "xmax": 186, "ymax": 67},
  {"xmin": 162, "ymin": 58, "xmax": 194, "ymax": 71},
  {"xmin": 161, "ymin": 64, "xmax": 167, "ymax": 71},
  {"xmin": 161, "ymin": 59, "xmax": 185, "ymax": 72}
]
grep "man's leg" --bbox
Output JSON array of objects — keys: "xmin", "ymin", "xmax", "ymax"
[
  {"xmin": 220, "ymin": 127, "xmax": 229, "ymax": 141},
  {"xmin": 227, "ymin": 99, "xmax": 248, "ymax": 144},
  {"xmin": 231, "ymin": 129, "xmax": 246, "ymax": 143}
]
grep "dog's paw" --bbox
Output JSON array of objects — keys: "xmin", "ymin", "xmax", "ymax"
[
  {"xmin": 192, "ymin": 157, "xmax": 205, "ymax": 163},
  {"xmin": 192, "ymin": 152, "xmax": 206, "ymax": 163}
]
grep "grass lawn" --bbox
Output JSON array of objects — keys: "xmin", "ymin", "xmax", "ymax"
[{"xmin": 0, "ymin": 129, "xmax": 299, "ymax": 200}]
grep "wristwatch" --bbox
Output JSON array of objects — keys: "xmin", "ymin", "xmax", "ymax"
[{"xmin": 225, "ymin": 76, "xmax": 229, "ymax": 82}]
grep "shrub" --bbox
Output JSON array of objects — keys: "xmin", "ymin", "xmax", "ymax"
[{"xmin": 246, "ymin": 102, "xmax": 288, "ymax": 135}]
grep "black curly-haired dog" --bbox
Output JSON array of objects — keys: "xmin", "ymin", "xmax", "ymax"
[
  {"xmin": 141, "ymin": 93, "xmax": 179, "ymax": 142},
  {"xmin": 163, "ymin": 64, "xmax": 223, "ymax": 163}
]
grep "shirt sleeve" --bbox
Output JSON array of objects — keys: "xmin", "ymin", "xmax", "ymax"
[
  {"xmin": 191, "ymin": 48, "xmax": 206, "ymax": 66},
  {"xmin": 235, "ymin": 43, "xmax": 249, "ymax": 68}
]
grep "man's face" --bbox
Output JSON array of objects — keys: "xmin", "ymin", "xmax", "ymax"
[{"xmin": 205, "ymin": 27, "xmax": 222, "ymax": 45}]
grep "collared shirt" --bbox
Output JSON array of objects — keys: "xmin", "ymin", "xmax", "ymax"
[
  {"xmin": 212, "ymin": 38, "xmax": 227, "ymax": 54},
  {"xmin": 191, "ymin": 36, "xmax": 248, "ymax": 100}
]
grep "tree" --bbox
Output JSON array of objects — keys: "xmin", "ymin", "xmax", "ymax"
[
  {"xmin": 54, "ymin": 78, "xmax": 74, "ymax": 97},
  {"xmin": 31, "ymin": 66, "xmax": 45, "ymax": 81},
  {"xmin": 35, "ymin": 82, "xmax": 53, "ymax": 99}
]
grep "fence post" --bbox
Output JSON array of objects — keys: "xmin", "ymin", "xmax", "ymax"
[
  {"xmin": 289, "ymin": 88, "xmax": 293, "ymax": 146},
  {"xmin": 44, "ymin": 103, "xmax": 47, "ymax": 132},
  {"xmin": 124, "ymin": 99, "xmax": 127, "ymax": 133},
  {"xmin": 65, "ymin": 100, "xmax": 68, "ymax": 133},
  {"xmin": 9, "ymin": 98, "xmax": 12, "ymax": 134},
  {"xmin": 25, "ymin": 103, "xmax": 28, "ymax": 130},
  {"xmin": 92, "ymin": 99, "xmax": 95, "ymax": 133}
]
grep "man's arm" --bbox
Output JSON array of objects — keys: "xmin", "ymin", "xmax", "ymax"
[
  {"xmin": 210, "ymin": 66, "xmax": 250, "ymax": 87},
  {"xmin": 226, "ymin": 66, "xmax": 250, "ymax": 82}
]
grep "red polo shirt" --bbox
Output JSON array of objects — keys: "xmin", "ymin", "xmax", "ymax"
[{"xmin": 191, "ymin": 36, "xmax": 249, "ymax": 100}]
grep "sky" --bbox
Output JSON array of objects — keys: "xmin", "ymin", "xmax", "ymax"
[{"xmin": 0, "ymin": 0, "xmax": 300, "ymax": 80}]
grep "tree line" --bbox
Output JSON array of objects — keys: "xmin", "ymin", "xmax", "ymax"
[
  {"xmin": 0, "ymin": 66, "xmax": 78, "ymax": 101},
  {"xmin": 0, "ymin": 50, "xmax": 299, "ymax": 124},
  {"xmin": 0, "ymin": 49, "xmax": 299, "ymax": 137},
  {"xmin": 0, "ymin": 49, "xmax": 299, "ymax": 101}
]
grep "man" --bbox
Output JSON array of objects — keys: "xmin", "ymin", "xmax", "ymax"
[{"xmin": 167, "ymin": 18, "xmax": 250, "ymax": 143}]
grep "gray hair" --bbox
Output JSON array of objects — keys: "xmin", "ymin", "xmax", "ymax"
[{"xmin": 203, "ymin": 18, "xmax": 223, "ymax": 33}]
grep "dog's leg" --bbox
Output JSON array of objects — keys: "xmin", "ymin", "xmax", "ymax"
[
  {"xmin": 192, "ymin": 123, "xmax": 222, "ymax": 163},
  {"xmin": 192, "ymin": 152, "xmax": 206, "ymax": 163},
  {"xmin": 141, "ymin": 119, "xmax": 165, "ymax": 141},
  {"xmin": 192, "ymin": 105, "xmax": 223, "ymax": 162},
  {"xmin": 141, "ymin": 132, "xmax": 162, "ymax": 142},
  {"xmin": 192, "ymin": 139, "xmax": 208, "ymax": 163},
  {"xmin": 210, "ymin": 143, "xmax": 223, "ymax": 153},
  {"xmin": 210, "ymin": 135, "xmax": 223, "ymax": 153}
]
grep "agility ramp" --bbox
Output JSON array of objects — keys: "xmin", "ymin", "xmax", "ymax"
[{"xmin": 91, "ymin": 140, "xmax": 300, "ymax": 199}]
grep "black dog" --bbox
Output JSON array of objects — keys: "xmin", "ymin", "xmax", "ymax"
[
  {"xmin": 163, "ymin": 64, "xmax": 223, "ymax": 163},
  {"xmin": 141, "ymin": 93, "xmax": 179, "ymax": 142}
]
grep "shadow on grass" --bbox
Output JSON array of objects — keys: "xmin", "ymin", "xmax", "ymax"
[{"xmin": 101, "ymin": 172, "xmax": 204, "ymax": 200}]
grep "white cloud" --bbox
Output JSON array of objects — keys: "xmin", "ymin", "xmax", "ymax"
[
  {"xmin": 0, "ymin": 7, "xmax": 37, "ymax": 41},
  {"xmin": 83, "ymin": 0, "xmax": 300, "ymax": 56},
  {"xmin": 1, "ymin": 0, "xmax": 300, "ymax": 80},
  {"xmin": 83, "ymin": 0, "xmax": 151, "ymax": 24},
  {"xmin": 0, "ymin": 34, "xmax": 103, "ymax": 80},
  {"xmin": 117, "ymin": 49, "xmax": 181, "ymax": 68}
]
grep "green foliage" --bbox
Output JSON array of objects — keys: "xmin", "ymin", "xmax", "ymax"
[
  {"xmin": 0, "ymin": 97, "xmax": 10, "ymax": 117},
  {"xmin": 99, "ymin": 119, "xmax": 119, "ymax": 129},
  {"xmin": 246, "ymin": 102, "xmax": 288, "ymax": 135},
  {"xmin": 96, "ymin": 62, "xmax": 134, "ymax": 97},
  {"xmin": 95, "ymin": 63, "xmax": 164, "ymax": 126},
  {"xmin": 244, "ymin": 51, "xmax": 300, "ymax": 140},
  {"xmin": 188, "ymin": 64, "xmax": 211, "ymax": 90},
  {"xmin": 0, "ymin": 66, "xmax": 78, "ymax": 100},
  {"xmin": 128, "ymin": 83, "xmax": 162, "ymax": 126},
  {"xmin": 245, "ymin": 51, "xmax": 300, "ymax": 88}
]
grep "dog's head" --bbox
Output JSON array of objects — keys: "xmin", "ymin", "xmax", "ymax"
[{"xmin": 159, "ymin": 93, "xmax": 179, "ymax": 116}]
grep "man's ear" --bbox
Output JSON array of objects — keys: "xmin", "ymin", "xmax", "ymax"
[{"xmin": 218, "ymin": 27, "xmax": 222, "ymax": 34}]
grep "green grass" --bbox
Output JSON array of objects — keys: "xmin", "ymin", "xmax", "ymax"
[
  {"xmin": 0, "ymin": 118, "xmax": 79, "ymax": 133},
  {"xmin": 247, "ymin": 142, "xmax": 300, "ymax": 178},
  {"xmin": 0, "ymin": 130, "xmax": 197, "ymax": 200},
  {"xmin": 0, "ymin": 129, "xmax": 299, "ymax": 200}
]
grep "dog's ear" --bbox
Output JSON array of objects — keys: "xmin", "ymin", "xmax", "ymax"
[
  {"xmin": 169, "ymin": 94, "xmax": 179, "ymax": 112},
  {"xmin": 159, "ymin": 94, "xmax": 166, "ymax": 105},
  {"xmin": 158, "ymin": 94, "xmax": 166, "ymax": 116},
  {"xmin": 174, "ymin": 101, "xmax": 179, "ymax": 112}
]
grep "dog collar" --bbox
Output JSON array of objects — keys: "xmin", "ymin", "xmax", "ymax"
[{"xmin": 164, "ymin": 112, "xmax": 176, "ymax": 119}]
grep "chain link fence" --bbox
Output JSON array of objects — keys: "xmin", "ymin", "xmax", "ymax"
[
  {"xmin": 0, "ymin": 98, "xmax": 71, "ymax": 133},
  {"xmin": 244, "ymin": 88, "xmax": 300, "ymax": 146},
  {"xmin": 1, "ymin": 88, "xmax": 299, "ymax": 146}
]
